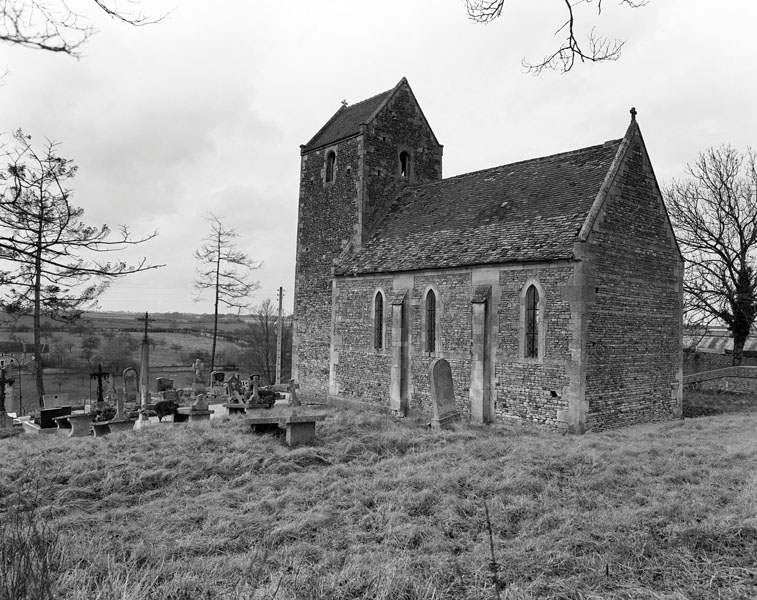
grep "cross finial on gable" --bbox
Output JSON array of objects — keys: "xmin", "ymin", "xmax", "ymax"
[
  {"xmin": 630, "ymin": 106, "xmax": 637, "ymax": 122},
  {"xmin": 341, "ymin": 99, "xmax": 348, "ymax": 107}
]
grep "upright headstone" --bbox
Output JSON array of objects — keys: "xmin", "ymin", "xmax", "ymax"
[
  {"xmin": 225, "ymin": 374, "xmax": 243, "ymax": 403},
  {"xmin": 192, "ymin": 359, "xmax": 206, "ymax": 392},
  {"xmin": 156, "ymin": 377, "xmax": 174, "ymax": 392},
  {"xmin": 42, "ymin": 393, "xmax": 69, "ymax": 409},
  {"xmin": 123, "ymin": 368, "xmax": 139, "ymax": 406},
  {"xmin": 251, "ymin": 375, "xmax": 260, "ymax": 403},
  {"xmin": 288, "ymin": 379, "xmax": 301, "ymax": 407},
  {"xmin": 112, "ymin": 393, "xmax": 127, "ymax": 422},
  {"xmin": 191, "ymin": 393, "xmax": 208, "ymax": 412},
  {"xmin": 429, "ymin": 358, "xmax": 460, "ymax": 429},
  {"xmin": 4, "ymin": 382, "xmax": 18, "ymax": 414}
]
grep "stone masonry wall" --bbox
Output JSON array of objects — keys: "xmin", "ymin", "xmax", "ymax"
[
  {"xmin": 332, "ymin": 270, "xmax": 474, "ymax": 416},
  {"xmin": 293, "ymin": 136, "xmax": 363, "ymax": 400},
  {"xmin": 364, "ymin": 84, "xmax": 442, "ymax": 239},
  {"xmin": 331, "ymin": 275, "xmax": 394, "ymax": 404},
  {"xmin": 495, "ymin": 266, "xmax": 574, "ymax": 427},
  {"xmin": 584, "ymin": 132, "xmax": 683, "ymax": 430},
  {"xmin": 409, "ymin": 273, "xmax": 472, "ymax": 416}
]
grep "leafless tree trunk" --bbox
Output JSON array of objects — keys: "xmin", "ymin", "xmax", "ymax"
[
  {"xmin": 0, "ymin": 129, "xmax": 162, "ymax": 404},
  {"xmin": 665, "ymin": 145, "xmax": 757, "ymax": 366},
  {"xmin": 193, "ymin": 213, "xmax": 260, "ymax": 375}
]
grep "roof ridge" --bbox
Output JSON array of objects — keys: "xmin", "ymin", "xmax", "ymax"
[
  {"xmin": 346, "ymin": 85, "xmax": 395, "ymax": 112},
  {"xmin": 410, "ymin": 139, "xmax": 624, "ymax": 191}
]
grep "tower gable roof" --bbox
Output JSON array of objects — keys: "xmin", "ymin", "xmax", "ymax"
[
  {"xmin": 301, "ymin": 78, "xmax": 422, "ymax": 154},
  {"xmin": 335, "ymin": 138, "xmax": 625, "ymax": 275}
]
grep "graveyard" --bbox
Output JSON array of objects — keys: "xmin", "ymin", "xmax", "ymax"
[
  {"xmin": 0, "ymin": 324, "xmax": 755, "ymax": 598},
  {"xmin": 0, "ymin": 379, "xmax": 755, "ymax": 598}
]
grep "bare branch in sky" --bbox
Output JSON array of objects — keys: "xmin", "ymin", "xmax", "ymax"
[
  {"xmin": 464, "ymin": 0, "xmax": 648, "ymax": 74},
  {"xmin": 1, "ymin": 0, "xmax": 164, "ymax": 56}
]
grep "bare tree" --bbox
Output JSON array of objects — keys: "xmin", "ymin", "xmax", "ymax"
[
  {"xmin": 0, "ymin": 129, "xmax": 162, "ymax": 404},
  {"xmin": 194, "ymin": 213, "xmax": 260, "ymax": 375},
  {"xmin": 665, "ymin": 145, "xmax": 757, "ymax": 366},
  {"xmin": 465, "ymin": 0, "xmax": 648, "ymax": 74},
  {"xmin": 1, "ymin": 0, "xmax": 162, "ymax": 56}
]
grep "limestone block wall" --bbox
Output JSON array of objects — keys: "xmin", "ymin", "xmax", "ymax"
[
  {"xmin": 363, "ymin": 85, "xmax": 442, "ymax": 239},
  {"xmin": 584, "ymin": 134, "xmax": 683, "ymax": 430},
  {"xmin": 495, "ymin": 266, "xmax": 574, "ymax": 427},
  {"xmin": 293, "ymin": 136, "xmax": 363, "ymax": 399},
  {"xmin": 409, "ymin": 272, "xmax": 473, "ymax": 415},
  {"xmin": 331, "ymin": 275, "xmax": 394, "ymax": 404}
]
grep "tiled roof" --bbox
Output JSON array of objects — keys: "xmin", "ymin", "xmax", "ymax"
[
  {"xmin": 302, "ymin": 88, "xmax": 393, "ymax": 153},
  {"xmin": 336, "ymin": 140, "xmax": 623, "ymax": 275}
]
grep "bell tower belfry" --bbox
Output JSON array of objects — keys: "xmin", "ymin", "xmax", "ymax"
[{"xmin": 292, "ymin": 78, "xmax": 443, "ymax": 399}]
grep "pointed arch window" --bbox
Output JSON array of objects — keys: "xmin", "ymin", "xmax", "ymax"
[
  {"xmin": 374, "ymin": 291, "xmax": 384, "ymax": 351},
  {"xmin": 426, "ymin": 289, "xmax": 436, "ymax": 353},
  {"xmin": 325, "ymin": 150, "xmax": 336, "ymax": 183},
  {"xmin": 525, "ymin": 284, "xmax": 539, "ymax": 358}
]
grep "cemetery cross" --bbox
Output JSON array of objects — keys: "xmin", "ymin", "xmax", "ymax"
[{"xmin": 89, "ymin": 363, "xmax": 110, "ymax": 404}]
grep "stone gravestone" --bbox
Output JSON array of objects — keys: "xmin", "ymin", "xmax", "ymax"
[
  {"xmin": 191, "ymin": 393, "xmax": 208, "ymax": 412},
  {"xmin": 5, "ymin": 382, "xmax": 19, "ymax": 415},
  {"xmin": 42, "ymin": 393, "xmax": 69, "ymax": 409},
  {"xmin": 288, "ymin": 379, "xmax": 301, "ymax": 407},
  {"xmin": 192, "ymin": 359, "xmax": 206, "ymax": 392},
  {"xmin": 225, "ymin": 374, "xmax": 244, "ymax": 403},
  {"xmin": 429, "ymin": 358, "xmax": 460, "ymax": 429},
  {"xmin": 250, "ymin": 376, "xmax": 260, "ymax": 403},
  {"xmin": 123, "ymin": 368, "xmax": 139, "ymax": 406},
  {"xmin": 156, "ymin": 377, "xmax": 174, "ymax": 392}
]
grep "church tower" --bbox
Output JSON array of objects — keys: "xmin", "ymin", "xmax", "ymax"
[{"xmin": 293, "ymin": 78, "xmax": 443, "ymax": 399}]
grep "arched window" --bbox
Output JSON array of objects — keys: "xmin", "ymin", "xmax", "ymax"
[
  {"xmin": 426, "ymin": 289, "xmax": 436, "ymax": 353},
  {"xmin": 525, "ymin": 285, "xmax": 539, "ymax": 358},
  {"xmin": 399, "ymin": 151, "xmax": 410, "ymax": 178},
  {"xmin": 325, "ymin": 151, "xmax": 336, "ymax": 183},
  {"xmin": 374, "ymin": 292, "xmax": 384, "ymax": 351}
]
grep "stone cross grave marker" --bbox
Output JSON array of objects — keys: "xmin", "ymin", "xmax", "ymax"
[
  {"xmin": 89, "ymin": 363, "xmax": 110, "ymax": 407},
  {"xmin": 429, "ymin": 358, "xmax": 460, "ymax": 429}
]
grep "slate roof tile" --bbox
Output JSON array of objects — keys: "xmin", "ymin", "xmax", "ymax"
[
  {"xmin": 336, "ymin": 140, "xmax": 622, "ymax": 275},
  {"xmin": 302, "ymin": 88, "xmax": 393, "ymax": 153}
]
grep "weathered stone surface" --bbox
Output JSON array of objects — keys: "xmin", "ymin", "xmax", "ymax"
[
  {"xmin": 429, "ymin": 358, "xmax": 459, "ymax": 429},
  {"xmin": 295, "ymin": 81, "xmax": 682, "ymax": 432},
  {"xmin": 42, "ymin": 393, "xmax": 69, "ymax": 408}
]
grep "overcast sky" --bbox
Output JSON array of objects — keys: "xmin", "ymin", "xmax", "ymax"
[{"xmin": 3, "ymin": 0, "xmax": 756, "ymax": 316}]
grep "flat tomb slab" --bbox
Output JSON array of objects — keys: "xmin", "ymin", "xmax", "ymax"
[
  {"xmin": 176, "ymin": 408, "xmax": 213, "ymax": 422},
  {"xmin": 244, "ymin": 414, "xmax": 327, "ymax": 446},
  {"xmin": 54, "ymin": 413, "xmax": 94, "ymax": 438}
]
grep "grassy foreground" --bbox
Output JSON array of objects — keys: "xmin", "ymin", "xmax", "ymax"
[{"xmin": 1, "ymin": 399, "xmax": 756, "ymax": 599}]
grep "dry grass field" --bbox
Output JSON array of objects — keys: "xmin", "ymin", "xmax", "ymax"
[{"xmin": 1, "ymin": 393, "xmax": 756, "ymax": 599}]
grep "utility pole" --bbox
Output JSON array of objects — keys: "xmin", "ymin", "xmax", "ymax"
[{"xmin": 275, "ymin": 287, "xmax": 284, "ymax": 385}]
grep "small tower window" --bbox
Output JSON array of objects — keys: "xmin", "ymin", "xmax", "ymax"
[
  {"xmin": 326, "ymin": 151, "xmax": 336, "ymax": 183},
  {"xmin": 374, "ymin": 292, "xmax": 384, "ymax": 351},
  {"xmin": 399, "ymin": 151, "xmax": 411, "ymax": 178},
  {"xmin": 525, "ymin": 285, "xmax": 539, "ymax": 358},
  {"xmin": 426, "ymin": 289, "xmax": 436, "ymax": 353}
]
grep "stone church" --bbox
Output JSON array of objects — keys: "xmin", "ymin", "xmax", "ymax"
[{"xmin": 293, "ymin": 77, "xmax": 683, "ymax": 432}]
